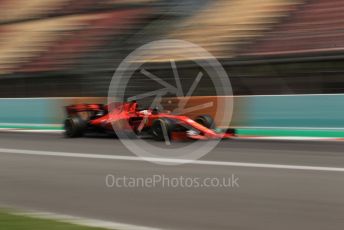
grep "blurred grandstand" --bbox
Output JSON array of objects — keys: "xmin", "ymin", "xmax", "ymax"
[{"xmin": 0, "ymin": 0, "xmax": 343, "ymax": 97}]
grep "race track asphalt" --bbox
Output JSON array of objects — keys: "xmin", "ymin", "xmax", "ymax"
[{"xmin": 0, "ymin": 132, "xmax": 343, "ymax": 230}]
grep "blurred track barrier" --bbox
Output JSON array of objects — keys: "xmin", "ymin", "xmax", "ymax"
[
  {"xmin": 233, "ymin": 94, "xmax": 344, "ymax": 138},
  {"xmin": 0, "ymin": 95, "xmax": 344, "ymax": 137},
  {"xmin": 0, "ymin": 97, "xmax": 105, "ymax": 130},
  {"xmin": 235, "ymin": 94, "xmax": 344, "ymax": 128}
]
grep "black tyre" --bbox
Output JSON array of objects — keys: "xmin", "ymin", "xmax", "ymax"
[
  {"xmin": 64, "ymin": 116, "xmax": 87, "ymax": 138},
  {"xmin": 226, "ymin": 128, "xmax": 236, "ymax": 135},
  {"xmin": 151, "ymin": 118, "xmax": 174, "ymax": 141},
  {"xmin": 195, "ymin": 114, "xmax": 215, "ymax": 129}
]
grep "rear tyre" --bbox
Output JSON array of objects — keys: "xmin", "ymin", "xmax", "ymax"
[
  {"xmin": 195, "ymin": 115, "xmax": 215, "ymax": 129},
  {"xmin": 151, "ymin": 118, "xmax": 174, "ymax": 141},
  {"xmin": 64, "ymin": 116, "xmax": 87, "ymax": 138}
]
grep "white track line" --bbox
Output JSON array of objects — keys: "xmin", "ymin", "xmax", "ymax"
[
  {"xmin": 10, "ymin": 210, "xmax": 162, "ymax": 230},
  {"xmin": 0, "ymin": 123, "xmax": 61, "ymax": 127},
  {"xmin": 0, "ymin": 129, "xmax": 63, "ymax": 133},
  {"xmin": 0, "ymin": 148, "xmax": 344, "ymax": 172}
]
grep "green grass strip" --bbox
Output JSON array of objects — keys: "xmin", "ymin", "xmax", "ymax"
[
  {"xmin": 236, "ymin": 129, "xmax": 344, "ymax": 138},
  {"xmin": 0, "ymin": 210, "xmax": 108, "ymax": 230}
]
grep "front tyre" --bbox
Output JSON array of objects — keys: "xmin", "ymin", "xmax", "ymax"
[
  {"xmin": 194, "ymin": 114, "xmax": 215, "ymax": 129},
  {"xmin": 151, "ymin": 118, "xmax": 174, "ymax": 141},
  {"xmin": 64, "ymin": 116, "xmax": 86, "ymax": 138}
]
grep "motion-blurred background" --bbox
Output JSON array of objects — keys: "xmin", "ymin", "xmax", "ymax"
[
  {"xmin": 1, "ymin": 2, "xmax": 344, "ymax": 229},
  {"xmin": 1, "ymin": 0, "xmax": 344, "ymax": 135},
  {"xmin": 1, "ymin": 0, "xmax": 343, "ymax": 96}
]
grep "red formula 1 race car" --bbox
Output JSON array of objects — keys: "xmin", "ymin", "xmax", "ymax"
[{"xmin": 64, "ymin": 101, "xmax": 234, "ymax": 141}]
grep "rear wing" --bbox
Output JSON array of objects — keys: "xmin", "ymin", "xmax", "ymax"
[{"xmin": 65, "ymin": 104, "xmax": 105, "ymax": 116}]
